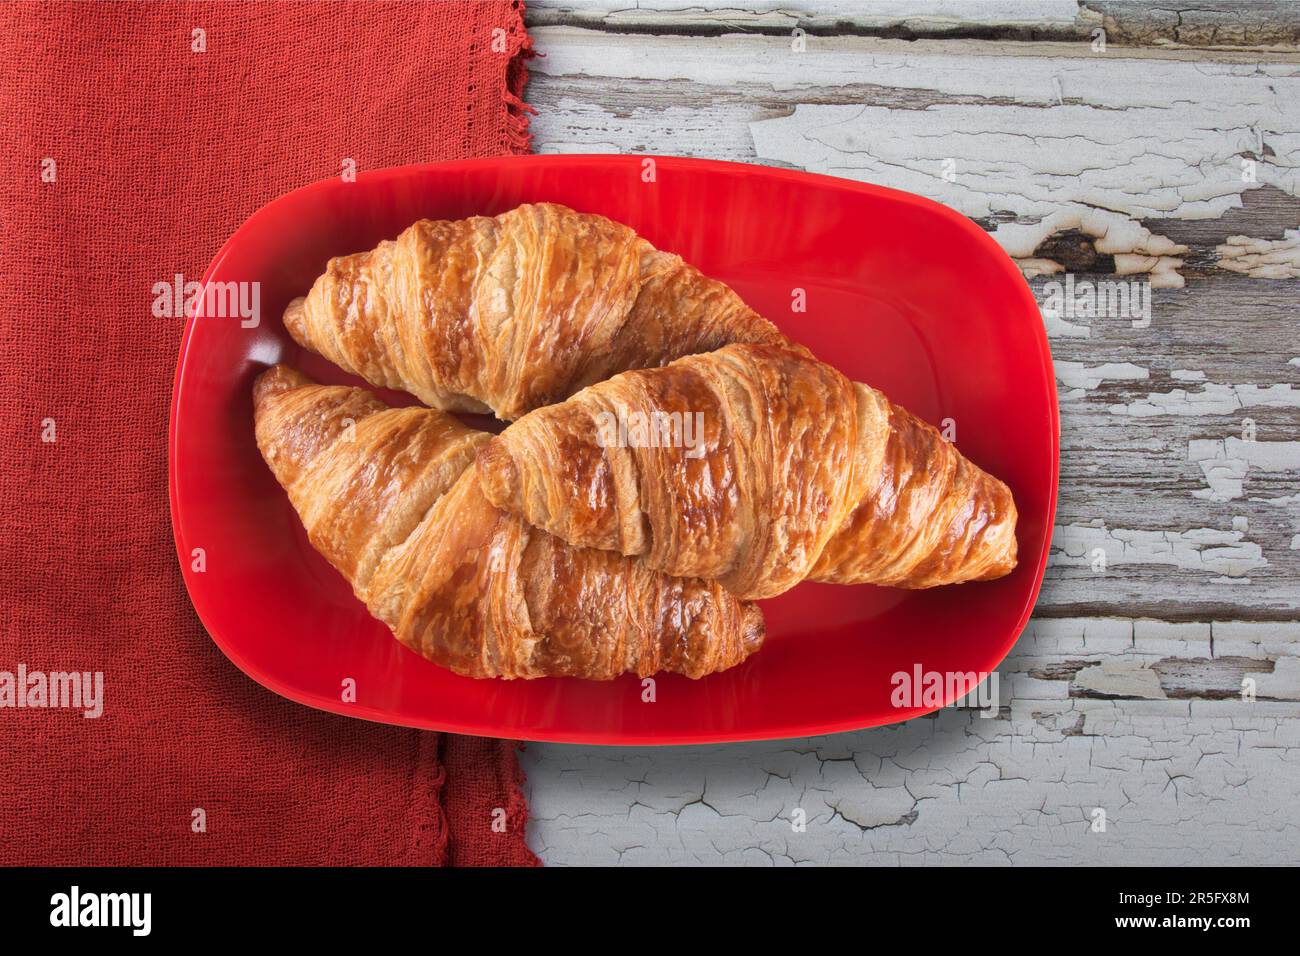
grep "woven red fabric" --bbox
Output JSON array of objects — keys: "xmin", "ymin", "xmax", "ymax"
[{"xmin": 0, "ymin": 0, "xmax": 539, "ymax": 867}]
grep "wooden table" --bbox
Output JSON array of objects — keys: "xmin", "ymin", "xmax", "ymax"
[{"xmin": 519, "ymin": 1, "xmax": 1300, "ymax": 865}]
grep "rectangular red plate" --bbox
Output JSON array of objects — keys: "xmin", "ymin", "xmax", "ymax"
[{"xmin": 169, "ymin": 154, "xmax": 1058, "ymax": 744}]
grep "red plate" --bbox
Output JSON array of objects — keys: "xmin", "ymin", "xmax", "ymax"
[{"xmin": 169, "ymin": 155, "xmax": 1058, "ymax": 744}]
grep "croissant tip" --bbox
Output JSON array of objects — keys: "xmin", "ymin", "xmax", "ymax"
[
  {"xmin": 741, "ymin": 604, "xmax": 766, "ymax": 656},
  {"xmin": 283, "ymin": 296, "xmax": 308, "ymax": 342},
  {"xmin": 253, "ymin": 364, "xmax": 313, "ymax": 410}
]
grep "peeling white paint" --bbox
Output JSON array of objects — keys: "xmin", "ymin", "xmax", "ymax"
[
  {"xmin": 1213, "ymin": 620, "xmax": 1300, "ymax": 658},
  {"xmin": 1041, "ymin": 306, "xmax": 1091, "ymax": 339},
  {"xmin": 524, "ymin": 697, "xmax": 1300, "ymax": 865},
  {"xmin": 522, "ymin": 607, "xmax": 1300, "ymax": 864},
  {"xmin": 1023, "ymin": 258, "xmax": 1065, "ymax": 279},
  {"xmin": 749, "ymin": 101, "xmax": 1220, "ymax": 283},
  {"xmin": 537, "ymin": 1, "xmax": 1088, "ymax": 34},
  {"xmin": 996, "ymin": 209, "xmax": 1188, "ymax": 288},
  {"xmin": 1055, "ymin": 360, "xmax": 1148, "ymax": 399},
  {"xmin": 750, "ymin": 100, "xmax": 1282, "ymax": 221},
  {"xmin": 1051, "ymin": 522, "xmax": 1269, "ymax": 576},
  {"xmin": 532, "ymin": 26, "xmax": 1300, "ymax": 286},
  {"xmin": 1072, "ymin": 660, "xmax": 1168, "ymax": 699},
  {"xmin": 1255, "ymin": 657, "xmax": 1300, "ymax": 700},
  {"xmin": 1109, "ymin": 382, "xmax": 1300, "ymax": 417},
  {"xmin": 1188, "ymin": 437, "xmax": 1300, "ymax": 501},
  {"xmin": 1217, "ymin": 229, "xmax": 1300, "ymax": 279}
]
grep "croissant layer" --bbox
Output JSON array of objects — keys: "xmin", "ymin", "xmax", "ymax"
[
  {"xmin": 283, "ymin": 203, "xmax": 796, "ymax": 421},
  {"xmin": 476, "ymin": 344, "xmax": 1018, "ymax": 600},
  {"xmin": 253, "ymin": 364, "xmax": 763, "ymax": 680}
]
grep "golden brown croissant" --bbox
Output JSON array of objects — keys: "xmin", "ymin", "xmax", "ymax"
[
  {"xmin": 253, "ymin": 364, "xmax": 763, "ymax": 680},
  {"xmin": 282, "ymin": 202, "xmax": 795, "ymax": 420},
  {"xmin": 476, "ymin": 344, "xmax": 1018, "ymax": 601}
]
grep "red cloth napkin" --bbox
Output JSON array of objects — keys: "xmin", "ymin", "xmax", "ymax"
[{"xmin": 0, "ymin": 0, "xmax": 538, "ymax": 867}]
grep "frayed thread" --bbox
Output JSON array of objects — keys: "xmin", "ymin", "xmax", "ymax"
[{"xmin": 502, "ymin": 1, "xmax": 538, "ymax": 154}]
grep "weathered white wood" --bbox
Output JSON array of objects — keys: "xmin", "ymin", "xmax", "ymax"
[
  {"xmin": 524, "ymin": 618, "xmax": 1300, "ymax": 864},
  {"xmin": 522, "ymin": 621, "xmax": 1300, "ymax": 868},
  {"xmin": 530, "ymin": 1, "xmax": 1300, "ymax": 48},
  {"xmin": 530, "ymin": 1, "xmax": 1087, "ymax": 35},
  {"xmin": 1189, "ymin": 437, "xmax": 1300, "ymax": 501},
  {"xmin": 520, "ymin": 4, "xmax": 1300, "ymax": 866},
  {"xmin": 1031, "ymin": 275, "xmax": 1299, "ymax": 617},
  {"xmin": 528, "ymin": 26, "xmax": 1300, "ymax": 286},
  {"xmin": 524, "ymin": 618, "xmax": 1300, "ymax": 865}
]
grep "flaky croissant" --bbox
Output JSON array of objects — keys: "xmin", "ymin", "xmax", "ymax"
[
  {"xmin": 282, "ymin": 202, "xmax": 795, "ymax": 420},
  {"xmin": 476, "ymin": 344, "xmax": 1018, "ymax": 601},
  {"xmin": 253, "ymin": 364, "xmax": 763, "ymax": 680}
]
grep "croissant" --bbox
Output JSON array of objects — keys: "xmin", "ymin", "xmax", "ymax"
[
  {"xmin": 252, "ymin": 364, "xmax": 763, "ymax": 680},
  {"xmin": 476, "ymin": 344, "xmax": 1018, "ymax": 601},
  {"xmin": 282, "ymin": 202, "xmax": 795, "ymax": 420}
]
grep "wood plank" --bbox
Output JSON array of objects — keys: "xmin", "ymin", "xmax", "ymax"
[
  {"xmin": 529, "ymin": 1, "xmax": 1088, "ymax": 39},
  {"xmin": 528, "ymin": 1, "xmax": 1300, "ymax": 49}
]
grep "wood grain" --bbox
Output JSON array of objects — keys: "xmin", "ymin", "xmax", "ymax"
[{"xmin": 530, "ymin": 2, "xmax": 1300, "ymax": 48}]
